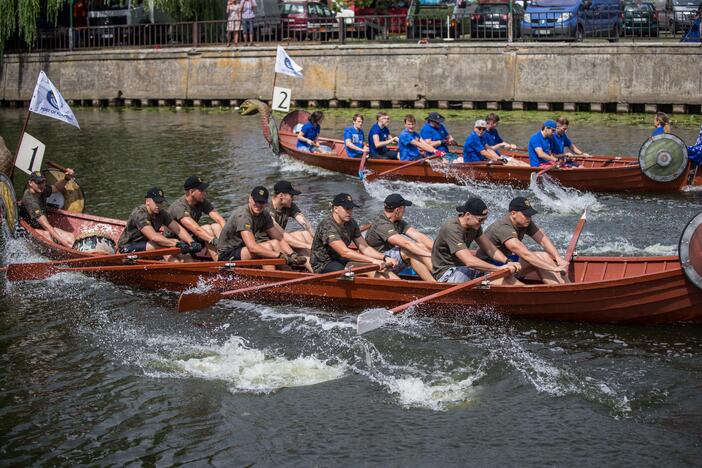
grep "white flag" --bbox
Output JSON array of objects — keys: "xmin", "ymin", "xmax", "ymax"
[
  {"xmin": 274, "ymin": 46, "xmax": 304, "ymax": 79},
  {"xmin": 28, "ymin": 71, "xmax": 80, "ymax": 129}
]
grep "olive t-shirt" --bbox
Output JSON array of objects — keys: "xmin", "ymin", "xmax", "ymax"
[
  {"xmin": 118, "ymin": 205, "xmax": 174, "ymax": 247},
  {"xmin": 475, "ymin": 214, "xmax": 540, "ymax": 261},
  {"xmin": 218, "ymin": 205, "xmax": 274, "ymax": 254},
  {"xmin": 21, "ymin": 187, "xmax": 53, "ymax": 220},
  {"xmin": 431, "ymin": 217, "xmax": 483, "ymax": 279},
  {"xmin": 365, "ymin": 212, "xmax": 410, "ymax": 253},
  {"xmin": 310, "ymin": 215, "xmax": 362, "ymax": 273},
  {"xmin": 255, "ymin": 202, "xmax": 303, "ymax": 241},
  {"xmin": 168, "ymin": 195, "xmax": 214, "ymax": 223}
]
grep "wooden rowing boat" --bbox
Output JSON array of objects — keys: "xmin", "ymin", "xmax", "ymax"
[
  {"xmin": 11, "ymin": 208, "xmax": 702, "ymax": 325},
  {"xmin": 240, "ymin": 100, "xmax": 702, "ymax": 193}
]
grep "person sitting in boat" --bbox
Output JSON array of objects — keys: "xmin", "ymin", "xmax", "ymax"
[
  {"xmin": 431, "ymin": 197, "xmax": 521, "ymax": 284},
  {"xmin": 475, "ymin": 197, "xmax": 569, "ymax": 285},
  {"xmin": 463, "ymin": 119, "xmax": 500, "ymax": 164},
  {"xmin": 296, "ymin": 111, "xmax": 325, "ymax": 153},
  {"xmin": 257, "ymin": 180, "xmax": 315, "ymax": 265},
  {"xmin": 652, "ymin": 112, "xmax": 670, "ymax": 137},
  {"xmin": 217, "ymin": 186, "xmax": 306, "ymax": 270},
  {"xmin": 310, "ymin": 193, "xmax": 398, "ymax": 277},
  {"xmin": 368, "ymin": 112, "xmax": 398, "ymax": 160},
  {"xmin": 20, "ymin": 170, "xmax": 77, "ymax": 248},
  {"xmin": 165, "ymin": 175, "xmax": 226, "ymax": 260},
  {"xmin": 484, "ymin": 113, "xmax": 517, "ymax": 153},
  {"xmin": 528, "ymin": 120, "xmax": 558, "ymax": 167},
  {"xmin": 365, "ymin": 193, "xmax": 436, "ymax": 282},
  {"xmin": 117, "ymin": 187, "xmax": 201, "ymax": 261},
  {"xmin": 550, "ymin": 117, "xmax": 590, "ymax": 159},
  {"xmin": 344, "ymin": 113, "xmax": 369, "ymax": 159},
  {"xmin": 419, "ymin": 112, "xmax": 456, "ymax": 154},
  {"xmin": 398, "ymin": 114, "xmax": 445, "ymax": 162}
]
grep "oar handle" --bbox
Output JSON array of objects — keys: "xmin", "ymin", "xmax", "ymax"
[
  {"xmin": 389, "ymin": 268, "xmax": 511, "ymax": 315},
  {"xmin": 46, "ymin": 160, "xmax": 69, "ymax": 172},
  {"xmin": 369, "ymin": 153, "xmax": 443, "ymax": 181},
  {"xmin": 57, "ymin": 258, "xmax": 287, "ymax": 273},
  {"xmin": 564, "ymin": 209, "xmax": 588, "ymax": 264}
]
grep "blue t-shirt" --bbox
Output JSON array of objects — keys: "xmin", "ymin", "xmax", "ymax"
[
  {"xmin": 297, "ymin": 122, "xmax": 321, "ymax": 151},
  {"xmin": 483, "ymin": 128, "xmax": 504, "ymax": 156},
  {"xmin": 651, "ymin": 126, "xmax": 665, "ymax": 137},
  {"xmin": 344, "ymin": 126, "xmax": 365, "ymax": 158},
  {"xmin": 419, "ymin": 123, "xmax": 449, "ymax": 152},
  {"xmin": 550, "ymin": 131, "xmax": 573, "ymax": 155},
  {"xmin": 399, "ymin": 129, "xmax": 421, "ymax": 161},
  {"xmin": 368, "ymin": 123, "xmax": 390, "ymax": 156},
  {"xmin": 462, "ymin": 131, "xmax": 487, "ymax": 162},
  {"xmin": 528, "ymin": 131, "xmax": 552, "ymax": 167}
]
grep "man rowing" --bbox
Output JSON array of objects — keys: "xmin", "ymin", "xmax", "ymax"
[
  {"xmin": 484, "ymin": 113, "xmax": 517, "ymax": 153},
  {"xmin": 551, "ymin": 117, "xmax": 590, "ymax": 159},
  {"xmin": 217, "ymin": 186, "xmax": 306, "ymax": 270},
  {"xmin": 310, "ymin": 193, "xmax": 397, "ymax": 277},
  {"xmin": 368, "ymin": 112, "xmax": 398, "ymax": 160},
  {"xmin": 344, "ymin": 113, "xmax": 369, "ymax": 159},
  {"xmin": 365, "ymin": 193, "xmax": 436, "ymax": 282},
  {"xmin": 20, "ymin": 170, "xmax": 77, "ymax": 248},
  {"xmin": 296, "ymin": 111, "xmax": 324, "ymax": 153},
  {"xmin": 431, "ymin": 197, "xmax": 521, "ymax": 283},
  {"xmin": 398, "ymin": 115, "xmax": 445, "ymax": 162},
  {"xmin": 166, "ymin": 175, "xmax": 226, "ymax": 260},
  {"xmin": 117, "ymin": 187, "xmax": 201, "ymax": 261},
  {"xmin": 260, "ymin": 180, "xmax": 315, "ymax": 259},
  {"xmin": 419, "ymin": 112, "xmax": 456, "ymax": 154},
  {"xmin": 527, "ymin": 120, "xmax": 557, "ymax": 167},
  {"xmin": 462, "ymin": 119, "xmax": 499, "ymax": 164},
  {"xmin": 475, "ymin": 197, "xmax": 568, "ymax": 284}
]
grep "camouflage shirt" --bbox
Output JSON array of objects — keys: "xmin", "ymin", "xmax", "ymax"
[
  {"xmin": 431, "ymin": 217, "xmax": 483, "ymax": 279},
  {"xmin": 365, "ymin": 212, "xmax": 410, "ymax": 253},
  {"xmin": 118, "ymin": 205, "xmax": 174, "ymax": 247},
  {"xmin": 310, "ymin": 215, "xmax": 362, "ymax": 273},
  {"xmin": 476, "ymin": 214, "xmax": 540, "ymax": 261},
  {"xmin": 218, "ymin": 204, "xmax": 274, "ymax": 255},
  {"xmin": 21, "ymin": 187, "xmax": 53, "ymax": 220}
]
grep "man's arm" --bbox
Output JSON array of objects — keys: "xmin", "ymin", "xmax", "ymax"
[
  {"xmin": 208, "ymin": 209, "xmax": 227, "ymax": 228},
  {"xmin": 568, "ymin": 144, "xmax": 589, "ymax": 157},
  {"xmin": 294, "ymin": 212, "xmax": 314, "ymax": 236},
  {"xmin": 536, "ymin": 146, "xmax": 557, "ymax": 163},
  {"xmin": 35, "ymin": 215, "xmax": 72, "ymax": 247},
  {"xmin": 531, "ymin": 230, "xmax": 567, "ymax": 267},
  {"xmin": 479, "ymin": 146, "xmax": 502, "ymax": 162},
  {"xmin": 405, "ymin": 227, "xmax": 433, "ymax": 251},
  {"xmin": 410, "ymin": 138, "xmax": 439, "ymax": 154},
  {"xmin": 139, "ymin": 224, "xmax": 182, "ymax": 248},
  {"xmin": 51, "ymin": 168, "xmax": 75, "ymax": 193},
  {"xmin": 179, "ymin": 216, "xmax": 216, "ymax": 243},
  {"xmin": 388, "ymin": 233, "xmax": 431, "ymax": 257},
  {"xmin": 166, "ymin": 220, "xmax": 195, "ymax": 244},
  {"xmin": 328, "ymin": 239, "xmax": 386, "ymax": 267},
  {"xmin": 474, "ymin": 237, "xmax": 521, "ymax": 273},
  {"xmin": 240, "ymin": 230, "xmax": 280, "ymax": 258}
]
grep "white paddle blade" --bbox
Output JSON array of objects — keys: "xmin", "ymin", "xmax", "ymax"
[{"xmin": 356, "ymin": 309, "xmax": 394, "ymax": 335}]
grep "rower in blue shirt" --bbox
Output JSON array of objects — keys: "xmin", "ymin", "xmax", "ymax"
[
  {"xmin": 398, "ymin": 114, "xmax": 444, "ymax": 161},
  {"xmin": 551, "ymin": 117, "xmax": 590, "ymax": 157},
  {"xmin": 484, "ymin": 113, "xmax": 518, "ymax": 154},
  {"xmin": 528, "ymin": 120, "xmax": 558, "ymax": 167},
  {"xmin": 463, "ymin": 120, "xmax": 500, "ymax": 163},
  {"xmin": 297, "ymin": 111, "xmax": 324, "ymax": 152},
  {"xmin": 344, "ymin": 114, "xmax": 368, "ymax": 159},
  {"xmin": 652, "ymin": 112, "xmax": 670, "ymax": 137},
  {"xmin": 368, "ymin": 112, "xmax": 398, "ymax": 160},
  {"xmin": 419, "ymin": 112, "xmax": 456, "ymax": 153}
]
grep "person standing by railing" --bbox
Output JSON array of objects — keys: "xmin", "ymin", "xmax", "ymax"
[
  {"xmin": 242, "ymin": 0, "xmax": 257, "ymax": 46},
  {"xmin": 226, "ymin": 0, "xmax": 243, "ymax": 47}
]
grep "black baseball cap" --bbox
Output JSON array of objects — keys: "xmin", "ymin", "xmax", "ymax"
[
  {"xmin": 184, "ymin": 175, "xmax": 209, "ymax": 191},
  {"xmin": 456, "ymin": 197, "xmax": 488, "ymax": 215},
  {"xmin": 146, "ymin": 187, "xmax": 167, "ymax": 203},
  {"xmin": 509, "ymin": 196, "xmax": 538, "ymax": 217},
  {"xmin": 426, "ymin": 112, "xmax": 445, "ymax": 124},
  {"xmin": 29, "ymin": 171, "xmax": 46, "ymax": 183},
  {"xmin": 332, "ymin": 193, "xmax": 360, "ymax": 209},
  {"xmin": 384, "ymin": 193, "xmax": 413, "ymax": 210},
  {"xmin": 251, "ymin": 186, "xmax": 269, "ymax": 203},
  {"xmin": 273, "ymin": 180, "xmax": 302, "ymax": 195}
]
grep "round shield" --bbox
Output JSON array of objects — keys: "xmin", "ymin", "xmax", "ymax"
[
  {"xmin": 679, "ymin": 211, "xmax": 702, "ymax": 290},
  {"xmin": 639, "ymin": 134, "xmax": 689, "ymax": 182},
  {"xmin": 0, "ymin": 173, "xmax": 18, "ymax": 235},
  {"xmin": 41, "ymin": 169, "xmax": 85, "ymax": 213},
  {"xmin": 268, "ymin": 113, "xmax": 280, "ymax": 156}
]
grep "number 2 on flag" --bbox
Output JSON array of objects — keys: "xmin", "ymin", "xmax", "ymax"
[{"xmin": 272, "ymin": 86, "xmax": 292, "ymax": 112}]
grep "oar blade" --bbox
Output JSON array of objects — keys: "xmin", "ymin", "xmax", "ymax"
[
  {"xmin": 356, "ymin": 308, "xmax": 394, "ymax": 335},
  {"xmin": 5, "ymin": 262, "xmax": 57, "ymax": 281},
  {"xmin": 177, "ymin": 289, "xmax": 223, "ymax": 313}
]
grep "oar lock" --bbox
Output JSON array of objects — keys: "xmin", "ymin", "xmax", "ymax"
[
  {"xmin": 338, "ymin": 270, "xmax": 357, "ymax": 281},
  {"xmin": 220, "ymin": 262, "xmax": 237, "ymax": 270},
  {"xmin": 477, "ymin": 279, "xmax": 493, "ymax": 289}
]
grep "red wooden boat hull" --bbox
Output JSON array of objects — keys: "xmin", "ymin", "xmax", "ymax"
[{"xmin": 12, "ymin": 209, "xmax": 702, "ymax": 325}]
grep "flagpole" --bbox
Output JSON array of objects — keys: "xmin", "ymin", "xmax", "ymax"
[{"xmin": 10, "ymin": 110, "xmax": 32, "ymax": 182}]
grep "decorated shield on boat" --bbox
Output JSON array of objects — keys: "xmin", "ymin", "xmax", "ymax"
[
  {"xmin": 0, "ymin": 173, "xmax": 18, "ymax": 235},
  {"xmin": 40, "ymin": 169, "xmax": 85, "ymax": 213},
  {"xmin": 679, "ymin": 210, "xmax": 702, "ymax": 290},
  {"xmin": 73, "ymin": 232, "xmax": 116, "ymax": 255},
  {"xmin": 639, "ymin": 134, "xmax": 689, "ymax": 182}
]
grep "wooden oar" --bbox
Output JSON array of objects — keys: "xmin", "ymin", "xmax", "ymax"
[
  {"xmin": 562, "ymin": 209, "xmax": 588, "ymax": 282},
  {"xmin": 357, "ymin": 148, "xmax": 370, "ymax": 179},
  {"xmin": 365, "ymin": 153, "xmax": 443, "ymax": 183},
  {"xmin": 356, "ymin": 268, "xmax": 511, "ymax": 335},
  {"xmin": 5, "ymin": 247, "xmax": 180, "ymax": 281},
  {"xmin": 55, "ymin": 258, "xmax": 286, "ymax": 274},
  {"xmin": 177, "ymin": 263, "xmax": 380, "ymax": 312}
]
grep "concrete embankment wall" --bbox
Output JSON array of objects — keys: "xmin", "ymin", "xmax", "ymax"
[{"xmin": 1, "ymin": 43, "xmax": 701, "ymax": 112}]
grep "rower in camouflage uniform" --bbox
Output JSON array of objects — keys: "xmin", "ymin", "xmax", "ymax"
[{"xmin": 20, "ymin": 169, "xmax": 76, "ymax": 248}]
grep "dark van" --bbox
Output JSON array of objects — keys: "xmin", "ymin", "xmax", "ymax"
[{"xmin": 521, "ymin": 0, "xmax": 623, "ymax": 41}]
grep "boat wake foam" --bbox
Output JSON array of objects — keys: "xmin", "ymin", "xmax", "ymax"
[{"xmin": 529, "ymin": 174, "xmax": 602, "ymax": 214}]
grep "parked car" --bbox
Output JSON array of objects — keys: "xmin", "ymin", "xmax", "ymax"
[
  {"xmin": 471, "ymin": 2, "xmax": 524, "ymax": 38},
  {"xmin": 280, "ymin": 1, "xmax": 339, "ymax": 40},
  {"xmin": 451, "ymin": 0, "xmax": 479, "ymax": 38},
  {"xmin": 521, "ymin": 0, "xmax": 622, "ymax": 41},
  {"xmin": 406, "ymin": 0, "xmax": 456, "ymax": 39},
  {"xmin": 622, "ymin": 1, "xmax": 659, "ymax": 36},
  {"xmin": 657, "ymin": 0, "xmax": 701, "ymax": 32}
]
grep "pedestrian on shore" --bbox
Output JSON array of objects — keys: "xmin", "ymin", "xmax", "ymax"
[
  {"xmin": 242, "ymin": 0, "xmax": 257, "ymax": 46},
  {"xmin": 226, "ymin": 0, "xmax": 243, "ymax": 47}
]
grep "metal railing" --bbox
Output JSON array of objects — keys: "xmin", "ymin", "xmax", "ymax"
[{"xmin": 3, "ymin": 12, "xmax": 694, "ymax": 53}]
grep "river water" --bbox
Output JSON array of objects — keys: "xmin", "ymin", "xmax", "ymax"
[{"xmin": 1, "ymin": 108, "xmax": 701, "ymax": 465}]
